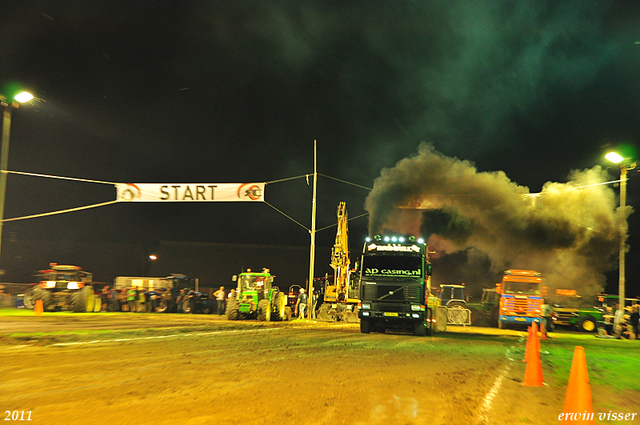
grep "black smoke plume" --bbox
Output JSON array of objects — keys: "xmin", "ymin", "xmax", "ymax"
[{"xmin": 365, "ymin": 143, "xmax": 630, "ymax": 295}]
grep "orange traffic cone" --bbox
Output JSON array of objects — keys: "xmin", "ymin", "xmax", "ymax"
[
  {"xmin": 34, "ymin": 299, "xmax": 43, "ymax": 316},
  {"xmin": 522, "ymin": 335, "xmax": 544, "ymax": 386},
  {"xmin": 541, "ymin": 320, "xmax": 549, "ymax": 340},
  {"xmin": 532, "ymin": 322, "xmax": 541, "ymax": 353},
  {"xmin": 561, "ymin": 346, "xmax": 595, "ymax": 424}
]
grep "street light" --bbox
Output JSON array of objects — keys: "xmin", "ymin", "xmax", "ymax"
[
  {"xmin": 0, "ymin": 91, "xmax": 34, "ymax": 260},
  {"xmin": 605, "ymin": 151, "xmax": 636, "ymax": 314}
]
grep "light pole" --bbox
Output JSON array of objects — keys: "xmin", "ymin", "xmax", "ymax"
[
  {"xmin": 605, "ymin": 151, "xmax": 636, "ymax": 312},
  {"xmin": 0, "ymin": 91, "xmax": 34, "ymax": 260}
]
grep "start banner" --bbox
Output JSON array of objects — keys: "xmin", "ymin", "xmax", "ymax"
[{"xmin": 116, "ymin": 183, "xmax": 265, "ymax": 202}]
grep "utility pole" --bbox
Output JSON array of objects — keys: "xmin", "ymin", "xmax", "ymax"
[{"xmin": 307, "ymin": 140, "xmax": 317, "ymax": 319}]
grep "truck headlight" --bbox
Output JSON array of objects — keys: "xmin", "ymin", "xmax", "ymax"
[
  {"xmin": 411, "ymin": 313, "xmax": 420, "ymax": 318},
  {"xmin": 362, "ymin": 303, "xmax": 371, "ymax": 309},
  {"xmin": 362, "ymin": 311, "xmax": 370, "ymax": 316},
  {"xmin": 411, "ymin": 304, "xmax": 421, "ymax": 311}
]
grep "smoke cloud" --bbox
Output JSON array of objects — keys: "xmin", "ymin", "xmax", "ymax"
[{"xmin": 365, "ymin": 143, "xmax": 631, "ymax": 295}]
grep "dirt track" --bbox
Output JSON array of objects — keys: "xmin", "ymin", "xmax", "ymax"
[{"xmin": 0, "ymin": 313, "xmax": 633, "ymax": 425}]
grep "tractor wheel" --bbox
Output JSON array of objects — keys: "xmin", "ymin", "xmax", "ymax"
[
  {"xmin": 71, "ymin": 287, "xmax": 94, "ymax": 313},
  {"xmin": 414, "ymin": 320, "xmax": 428, "ymax": 337},
  {"xmin": 447, "ymin": 301, "xmax": 466, "ymax": 309},
  {"xmin": 578, "ymin": 316, "xmax": 597, "ymax": 332},
  {"xmin": 93, "ymin": 295, "xmax": 102, "ymax": 312},
  {"xmin": 284, "ymin": 306, "xmax": 292, "ymax": 321},
  {"xmin": 24, "ymin": 287, "xmax": 51, "ymax": 310},
  {"xmin": 226, "ymin": 300, "xmax": 239, "ymax": 320},
  {"xmin": 257, "ymin": 299, "xmax": 271, "ymax": 321},
  {"xmin": 155, "ymin": 299, "xmax": 169, "ymax": 313},
  {"xmin": 183, "ymin": 300, "xmax": 192, "ymax": 314},
  {"xmin": 360, "ymin": 318, "xmax": 371, "ymax": 334},
  {"xmin": 272, "ymin": 292, "xmax": 286, "ymax": 321},
  {"xmin": 489, "ymin": 306, "xmax": 499, "ymax": 328}
]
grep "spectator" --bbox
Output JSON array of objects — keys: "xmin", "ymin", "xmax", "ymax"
[
  {"xmin": 311, "ymin": 291, "xmax": 318, "ymax": 319},
  {"xmin": 138, "ymin": 288, "xmax": 146, "ymax": 312},
  {"xmin": 630, "ymin": 305, "xmax": 639, "ymax": 339},
  {"xmin": 296, "ymin": 288, "xmax": 308, "ymax": 319},
  {"xmin": 147, "ymin": 289, "xmax": 158, "ymax": 312},
  {"xmin": 127, "ymin": 287, "xmax": 137, "ymax": 313},
  {"xmin": 228, "ymin": 289, "xmax": 236, "ymax": 301},
  {"xmin": 214, "ymin": 286, "xmax": 226, "ymax": 315},
  {"xmin": 541, "ymin": 298, "xmax": 553, "ymax": 334},
  {"xmin": 176, "ymin": 289, "xmax": 186, "ymax": 313},
  {"xmin": 119, "ymin": 289, "xmax": 128, "ymax": 312},
  {"xmin": 101, "ymin": 286, "xmax": 110, "ymax": 312},
  {"xmin": 188, "ymin": 290, "xmax": 197, "ymax": 314}
]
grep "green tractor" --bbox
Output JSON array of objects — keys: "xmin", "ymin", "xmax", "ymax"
[{"xmin": 226, "ymin": 269, "xmax": 290, "ymax": 321}]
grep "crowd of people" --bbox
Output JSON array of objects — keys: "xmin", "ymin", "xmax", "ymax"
[{"xmin": 600, "ymin": 304, "xmax": 640, "ymax": 339}]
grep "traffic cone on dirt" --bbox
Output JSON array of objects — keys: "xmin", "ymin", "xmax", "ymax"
[
  {"xmin": 34, "ymin": 299, "xmax": 43, "ymax": 316},
  {"xmin": 523, "ymin": 325, "xmax": 533, "ymax": 362},
  {"xmin": 561, "ymin": 346, "xmax": 595, "ymax": 424},
  {"xmin": 541, "ymin": 320, "xmax": 549, "ymax": 340},
  {"xmin": 532, "ymin": 321, "xmax": 541, "ymax": 353},
  {"xmin": 522, "ymin": 330, "xmax": 544, "ymax": 387}
]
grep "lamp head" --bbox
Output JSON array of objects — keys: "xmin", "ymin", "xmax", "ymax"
[{"xmin": 605, "ymin": 152, "xmax": 624, "ymax": 164}]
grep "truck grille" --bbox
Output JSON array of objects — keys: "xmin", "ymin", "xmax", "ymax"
[
  {"xmin": 363, "ymin": 284, "xmax": 421, "ymax": 302},
  {"xmin": 502, "ymin": 297, "xmax": 540, "ymax": 316}
]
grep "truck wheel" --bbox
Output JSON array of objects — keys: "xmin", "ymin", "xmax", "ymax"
[
  {"xmin": 226, "ymin": 300, "xmax": 239, "ymax": 320},
  {"xmin": 578, "ymin": 316, "xmax": 597, "ymax": 332},
  {"xmin": 360, "ymin": 318, "xmax": 371, "ymax": 334},
  {"xmin": 414, "ymin": 320, "xmax": 427, "ymax": 336},
  {"xmin": 272, "ymin": 292, "xmax": 286, "ymax": 321},
  {"xmin": 257, "ymin": 299, "xmax": 271, "ymax": 321}
]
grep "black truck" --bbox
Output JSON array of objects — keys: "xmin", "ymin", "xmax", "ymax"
[{"xmin": 357, "ymin": 235, "xmax": 434, "ymax": 336}]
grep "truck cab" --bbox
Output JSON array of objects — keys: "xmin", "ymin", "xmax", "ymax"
[{"xmin": 357, "ymin": 235, "xmax": 433, "ymax": 336}]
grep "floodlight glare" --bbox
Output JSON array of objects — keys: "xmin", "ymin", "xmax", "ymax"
[
  {"xmin": 13, "ymin": 91, "xmax": 34, "ymax": 103},
  {"xmin": 605, "ymin": 152, "xmax": 624, "ymax": 164}
]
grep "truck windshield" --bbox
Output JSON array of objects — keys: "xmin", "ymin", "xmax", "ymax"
[
  {"xmin": 362, "ymin": 255, "xmax": 422, "ymax": 278},
  {"xmin": 240, "ymin": 275, "xmax": 267, "ymax": 291},
  {"xmin": 504, "ymin": 281, "xmax": 540, "ymax": 295}
]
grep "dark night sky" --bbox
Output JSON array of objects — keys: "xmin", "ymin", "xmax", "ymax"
[{"xmin": 1, "ymin": 1, "xmax": 640, "ymax": 294}]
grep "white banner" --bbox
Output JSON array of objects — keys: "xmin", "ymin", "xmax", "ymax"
[{"xmin": 116, "ymin": 183, "xmax": 265, "ymax": 202}]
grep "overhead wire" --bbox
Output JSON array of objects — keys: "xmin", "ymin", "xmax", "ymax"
[{"xmin": 1, "ymin": 169, "xmax": 372, "ymax": 228}]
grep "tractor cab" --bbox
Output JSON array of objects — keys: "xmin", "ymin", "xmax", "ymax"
[
  {"xmin": 233, "ymin": 269, "xmax": 275, "ymax": 315},
  {"xmin": 438, "ymin": 284, "xmax": 467, "ymax": 308}
]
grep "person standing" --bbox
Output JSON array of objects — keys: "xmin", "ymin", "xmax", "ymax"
[
  {"xmin": 138, "ymin": 288, "xmax": 146, "ymax": 313},
  {"xmin": 100, "ymin": 286, "xmax": 110, "ymax": 312},
  {"xmin": 629, "ymin": 305, "xmax": 639, "ymax": 339},
  {"xmin": 127, "ymin": 287, "xmax": 137, "ymax": 313},
  {"xmin": 311, "ymin": 291, "xmax": 318, "ymax": 319},
  {"xmin": 296, "ymin": 288, "xmax": 308, "ymax": 319},
  {"xmin": 176, "ymin": 289, "xmax": 186, "ymax": 313},
  {"xmin": 541, "ymin": 298, "xmax": 553, "ymax": 334},
  {"xmin": 214, "ymin": 286, "xmax": 226, "ymax": 315}
]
